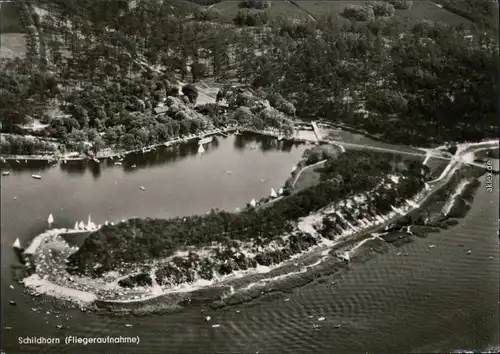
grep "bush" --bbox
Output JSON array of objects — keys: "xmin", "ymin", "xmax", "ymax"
[
  {"xmin": 239, "ymin": 0, "xmax": 271, "ymax": 9},
  {"xmin": 342, "ymin": 4, "xmax": 375, "ymax": 21},
  {"xmin": 234, "ymin": 8, "xmax": 268, "ymax": 26},
  {"xmin": 182, "ymin": 84, "xmax": 198, "ymax": 104},
  {"xmin": 370, "ymin": 1, "xmax": 396, "ymax": 16},
  {"xmin": 386, "ymin": 0, "xmax": 413, "ymax": 10},
  {"xmin": 194, "ymin": 7, "xmax": 221, "ymax": 21}
]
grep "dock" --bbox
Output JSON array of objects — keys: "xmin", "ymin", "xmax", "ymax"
[{"xmin": 198, "ymin": 136, "xmax": 214, "ymax": 145}]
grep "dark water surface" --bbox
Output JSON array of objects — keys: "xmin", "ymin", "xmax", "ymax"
[{"xmin": 1, "ymin": 135, "xmax": 498, "ymax": 354}]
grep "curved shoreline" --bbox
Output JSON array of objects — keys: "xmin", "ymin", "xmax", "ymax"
[
  {"xmin": 0, "ymin": 126, "xmax": 311, "ymax": 163},
  {"xmin": 18, "ymin": 140, "xmax": 498, "ymax": 313}
]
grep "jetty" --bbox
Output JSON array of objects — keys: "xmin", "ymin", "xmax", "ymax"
[{"xmin": 198, "ymin": 136, "xmax": 213, "ymax": 145}]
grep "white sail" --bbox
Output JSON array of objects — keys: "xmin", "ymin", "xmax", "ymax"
[
  {"xmin": 249, "ymin": 198, "xmax": 256, "ymax": 207},
  {"xmin": 341, "ymin": 251, "xmax": 351, "ymax": 262},
  {"xmin": 291, "ymin": 165, "xmax": 297, "ymax": 172},
  {"xmin": 278, "ymin": 188, "xmax": 283, "ymax": 195},
  {"xmin": 197, "ymin": 145, "xmax": 205, "ymax": 154},
  {"xmin": 12, "ymin": 238, "xmax": 21, "ymax": 249},
  {"xmin": 74, "ymin": 222, "xmax": 79, "ymax": 230},
  {"xmin": 79, "ymin": 221, "xmax": 86, "ymax": 230},
  {"xmin": 87, "ymin": 215, "xmax": 93, "ymax": 229},
  {"xmin": 270, "ymin": 188, "xmax": 277, "ymax": 198},
  {"xmin": 47, "ymin": 213, "xmax": 54, "ymax": 225},
  {"xmin": 104, "ymin": 221, "xmax": 109, "ymax": 226}
]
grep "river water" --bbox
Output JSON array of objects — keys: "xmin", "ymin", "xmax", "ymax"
[{"xmin": 1, "ymin": 134, "xmax": 498, "ymax": 354}]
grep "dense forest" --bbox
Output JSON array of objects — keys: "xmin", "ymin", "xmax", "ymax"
[
  {"xmin": 1, "ymin": 0, "xmax": 497, "ymax": 155},
  {"xmin": 66, "ymin": 150, "xmax": 430, "ymax": 279}
]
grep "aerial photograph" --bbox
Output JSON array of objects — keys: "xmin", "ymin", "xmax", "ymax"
[{"xmin": 0, "ymin": 0, "xmax": 498, "ymax": 353}]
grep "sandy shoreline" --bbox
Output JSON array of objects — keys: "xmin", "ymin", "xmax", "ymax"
[{"xmin": 18, "ymin": 139, "xmax": 499, "ymax": 311}]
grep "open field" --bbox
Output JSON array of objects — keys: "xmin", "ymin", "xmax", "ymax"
[
  {"xmin": 0, "ymin": 33, "xmax": 27, "ymax": 59},
  {"xmin": 324, "ymin": 127, "xmax": 423, "ymax": 155},
  {"xmin": 292, "ymin": 0, "xmax": 471, "ymax": 25},
  {"xmin": 293, "ymin": 0, "xmax": 353, "ymax": 20},
  {"xmin": 293, "ymin": 162, "xmax": 325, "ymax": 193},
  {"xmin": 213, "ymin": 0, "xmax": 311, "ymax": 24},
  {"xmin": 0, "ymin": 2, "xmax": 24, "ymax": 33},
  {"xmin": 425, "ymin": 156, "xmax": 449, "ymax": 178}
]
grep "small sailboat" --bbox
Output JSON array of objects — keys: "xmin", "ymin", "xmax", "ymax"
[
  {"xmin": 12, "ymin": 238, "xmax": 22, "ymax": 249},
  {"xmin": 31, "ymin": 174, "xmax": 42, "ymax": 179},
  {"xmin": 87, "ymin": 215, "xmax": 96, "ymax": 230},
  {"xmin": 79, "ymin": 221, "xmax": 86, "ymax": 230},
  {"xmin": 2, "ymin": 171, "xmax": 10, "ymax": 176},
  {"xmin": 104, "ymin": 221, "xmax": 109, "ymax": 226},
  {"xmin": 249, "ymin": 198, "xmax": 256, "ymax": 208},
  {"xmin": 48, "ymin": 213, "xmax": 54, "ymax": 227},
  {"xmin": 197, "ymin": 145, "xmax": 205, "ymax": 154},
  {"xmin": 278, "ymin": 188, "xmax": 283, "ymax": 195},
  {"xmin": 140, "ymin": 186, "xmax": 145, "ymax": 191},
  {"xmin": 270, "ymin": 188, "xmax": 277, "ymax": 198},
  {"xmin": 74, "ymin": 221, "xmax": 79, "ymax": 230}
]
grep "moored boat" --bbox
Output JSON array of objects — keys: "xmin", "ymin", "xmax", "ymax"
[
  {"xmin": 31, "ymin": 174, "xmax": 42, "ymax": 179},
  {"xmin": 198, "ymin": 136, "xmax": 213, "ymax": 145}
]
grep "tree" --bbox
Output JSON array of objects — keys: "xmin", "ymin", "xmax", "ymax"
[
  {"xmin": 182, "ymin": 84, "xmax": 198, "ymax": 104},
  {"xmin": 342, "ymin": 5, "xmax": 375, "ymax": 21},
  {"xmin": 191, "ymin": 62, "xmax": 207, "ymax": 83},
  {"xmin": 386, "ymin": 0, "xmax": 413, "ymax": 9},
  {"xmin": 239, "ymin": 0, "xmax": 271, "ymax": 9},
  {"xmin": 234, "ymin": 9, "xmax": 268, "ymax": 26},
  {"xmin": 369, "ymin": 1, "xmax": 396, "ymax": 17}
]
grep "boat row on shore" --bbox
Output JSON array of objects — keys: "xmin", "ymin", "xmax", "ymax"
[{"xmin": 0, "ymin": 124, "xmax": 311, "ymax": 164}]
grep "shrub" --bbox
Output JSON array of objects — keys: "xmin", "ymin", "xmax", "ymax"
[
  {"xmin": 194, "ymin": 7, "xmax": 221, "ymax": 21},
  {"xmin": 370, "ymin": 1, "xmax": 396, "ymax": 16},
  {"xmin": 386, "ymin": 0, "xmax": 413, "ymax": 10},
  {"xmin": 182, "ymin": 84, "xmax": 198, "ymax": 104},
  {"xmin": 342, "ymin": 4, "xmax": 375, "ymax": 21},
  {"xmin": 239, "ymin": 0, "xmax": 271, "ymax": 9},
  {"xmin": 234, "ymin": 8, "xmax": 268, "ymax": 26}
]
